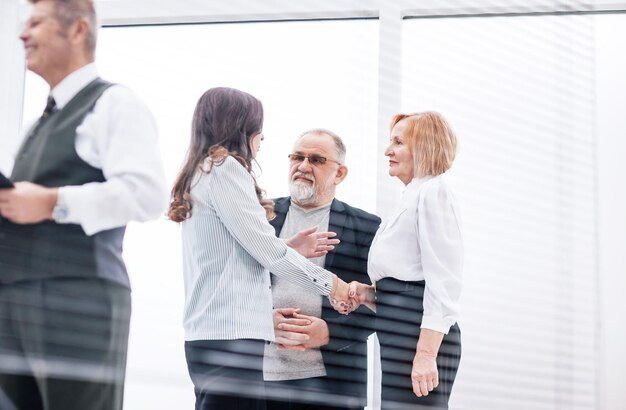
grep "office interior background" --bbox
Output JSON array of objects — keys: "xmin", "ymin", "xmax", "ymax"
[{"xmin": 1, "ymin": 0, "xmax": 625, "ymax": 409}]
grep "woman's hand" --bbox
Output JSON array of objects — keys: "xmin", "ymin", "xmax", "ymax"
[
  {"xmin": 411, "ymin": 351, "xmax": 439, "ymax": 397},
  {"xmin": 286, "ymin": 226, "xmax": 340, "ymax": 258},
  {"xmin": 329, "ymin": 274, "xmax": 353, "ymax": 314},
  {"xmin": 411, "ymin": 328, "xmax": 444, "ymax": 397}
]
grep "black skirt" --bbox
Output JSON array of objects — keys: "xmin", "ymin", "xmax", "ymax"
[
  {"xmin": 376, "ymin": 278, "xmax": 461, "ymax": 410},
  {"xmin": 185, "ymin": 339, "xmax": 267, "ymax": 410}
]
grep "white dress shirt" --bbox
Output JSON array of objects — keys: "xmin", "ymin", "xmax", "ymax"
[
  {"xmin": 368, "ymin": 175, "xmax": 463, "ymax": 334},
  {"xmin": 182, "ymin": 156, "xmax": 333, "ymax": 342},
  {"xmin": 30, "ymin": 63, "xmax": 168, "ymax": 235}
]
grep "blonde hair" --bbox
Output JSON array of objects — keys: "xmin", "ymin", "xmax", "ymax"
[{"xmin": 390, "ymin": 111, "xmax": 457, "ymax": 177}]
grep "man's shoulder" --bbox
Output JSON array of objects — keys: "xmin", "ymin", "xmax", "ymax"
[
  {"xmin": 94, "ymin": 83, "xmax": 156, "ymax": 123},
  {"xmin": 271, "ymin": 196, "xmax": 291, "ymax": 213},
  {"xmin": 272, "ymin": 197, "xmax": 380, "ymax": 224},
  {"xmin": 100, "ymin": 83, "xmax": 141, "ymax": 103},
  {"xmin": 273, "ymin": 196, "xmax": 291, "ymax": 205},
  {"xmin": 332, "ymin": 198, "xmax": 381, "ymax": 225}
]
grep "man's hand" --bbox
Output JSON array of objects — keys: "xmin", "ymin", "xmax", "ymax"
[
  {"xmin": 272, "ymin": 308, "xmax": 329, "ymax": 351},
  {"xmin": 273, "ymin": 308, "xmax": 311, "ymax": 352},
  {"xmin": 0, "ymin": 182, "xmax": 57, "ymax": 224}
]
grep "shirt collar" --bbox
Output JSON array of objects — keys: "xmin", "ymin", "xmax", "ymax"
[
  {"xmin": 50, "ymin": 63, "xmax": 99, "ymax": 110},
  {"xmin": 401, "ymin": 175, "xmax": 434, "ymax": 202},
  {"xmin": 405, "ymin": 175, "xmax": 434, "ymax": 190},
  {"xmin": 289, "ymin": 199, "xmax": 333, "ymax": 214}
]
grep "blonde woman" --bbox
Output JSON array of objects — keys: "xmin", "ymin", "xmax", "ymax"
[{"xmin": 350, "ymin": 112, "xmax": 462, "ymax": 409}]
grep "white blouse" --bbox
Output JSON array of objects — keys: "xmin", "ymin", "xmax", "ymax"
[{"xmin": 368, "ymin": 175, "xmax": 463, "ymax": 334}]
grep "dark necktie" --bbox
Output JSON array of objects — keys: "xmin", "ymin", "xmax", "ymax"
[
  {"xmin": 12, "ymin": 95, "xmax": 59, "ymax": 166},
  {"xmin": 43, "ymin": 95, "xmax": 57, "ymax": 117}
]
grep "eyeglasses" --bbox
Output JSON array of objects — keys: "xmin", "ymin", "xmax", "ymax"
[{"xmin": 287, "ymin": 154, "xmax": 342, "ymax": 166}]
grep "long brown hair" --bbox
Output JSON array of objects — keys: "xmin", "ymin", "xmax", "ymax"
[{"xmin": 168, "ymin": 87, "xmax": 274, "ymax": 222}]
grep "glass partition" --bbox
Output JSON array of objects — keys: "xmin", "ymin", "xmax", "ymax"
[{"xmin": 22, "ymin": 19, "xmax": 379, "ymax": 409}]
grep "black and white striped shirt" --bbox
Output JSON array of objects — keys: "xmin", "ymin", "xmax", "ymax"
[{"xmin": 181, "ymin": 156, "xmax": 333, "ymax": 341}]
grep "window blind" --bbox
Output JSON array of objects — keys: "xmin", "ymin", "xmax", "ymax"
[{"xmin": 398, "ymin": 14, "xmax": 597, "ymax": 410}]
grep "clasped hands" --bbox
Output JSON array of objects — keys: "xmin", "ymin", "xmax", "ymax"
[{"xmin": 273, "ymin": 308, "xmax": 329, "ymax": 351}]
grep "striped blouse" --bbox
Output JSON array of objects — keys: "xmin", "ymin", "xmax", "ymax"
[{"xmin": 181, "ymin": 155, "xmax": 333, "ymax": 341}]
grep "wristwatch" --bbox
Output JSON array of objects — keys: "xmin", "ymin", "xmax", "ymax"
[{"xmin": 52, "ymin": 197, "xmax": 68, "ymax": 223}]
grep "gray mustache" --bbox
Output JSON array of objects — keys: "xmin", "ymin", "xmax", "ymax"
[{"xmin": 291, "ymin": 172, "xmax": 315, "ymax": 183}]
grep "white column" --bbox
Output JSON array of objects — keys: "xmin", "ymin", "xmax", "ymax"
[
  {"xmin": 375, "ymin": 4, "xmax": 404, "ymax": 219},
  {"xmin": 369, "ymin": 5, "xmax": 403, "ymax": 410}
]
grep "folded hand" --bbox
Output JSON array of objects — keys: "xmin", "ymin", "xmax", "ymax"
[
  {"xmin": 273, "ymin": 308, "xmax": 311, "ymax": 351},
  {"xmin": 274, "ymin": 311, "xmax": 329, "ymax": 350}
]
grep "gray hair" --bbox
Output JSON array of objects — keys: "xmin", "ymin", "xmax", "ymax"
[
  {"xmin": 298, "ymin": 128, "xmax": 346, "ymax": 164},
  {"xmin": 29, "ymin": 0, "xmax": 98, "ymax": 54}
]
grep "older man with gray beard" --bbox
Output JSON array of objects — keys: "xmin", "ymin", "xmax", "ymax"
[{"xmin": 263, "ymin": 129, "xmax": 381, "ymax": 410}]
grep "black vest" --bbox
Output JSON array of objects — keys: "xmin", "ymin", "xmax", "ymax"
[{"xmin": 0, "ymin": 78, "xmax": 130, "ymax": 288}]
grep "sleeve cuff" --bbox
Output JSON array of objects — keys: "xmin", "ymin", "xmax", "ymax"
[
  {"xmin": 54, "ymin": 187, "xmax": 72, "ymax": 224},
  {"xmin": 56, "ymin": 185, "xmax": 98, "ymax": 235},
  {"xmin": 421, "ymin": 315, "xmax": 456, "ymax": 335}
]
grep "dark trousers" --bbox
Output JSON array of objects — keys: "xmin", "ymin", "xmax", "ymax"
[
  {"xmin": 265, "ymin": 377, "xmax": 364, "ymax": 410},
  {"xmin": 376, "ymin": 278, "xmax": 461, "ymax": 410},
  {"xmin": 185, "ymin": 339, "xmax": 266, "ymax": 410},
  {"xmin": 0, "ymin": 278, "xmax": 131, "ymax": 410}
]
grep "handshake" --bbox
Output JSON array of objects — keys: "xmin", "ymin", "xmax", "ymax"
[
  {"xmin": 291, "ymin": 229, "xmax": 375, "ymax": 314},
  {"xmin": 329, "ymin": 274, "xmax": 376, "ymax": 314}
]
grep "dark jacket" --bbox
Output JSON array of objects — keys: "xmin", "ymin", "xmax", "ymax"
[{"xmin": 270, "ymin": 197, "xmax": 381, "ymax": 406}]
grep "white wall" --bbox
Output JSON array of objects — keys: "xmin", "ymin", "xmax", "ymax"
[
  {"xmin": 596, "ymin": 13, "xmax": 626, "ymax": 410},
  {"xmin": 0, "ymin": 0, "xmax": 25, "ymax": 175}
]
